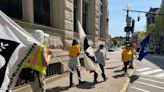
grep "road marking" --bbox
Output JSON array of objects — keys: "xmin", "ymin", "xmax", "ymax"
[
  {"xmin": 138, "ymin": 74, "xmax": 164, "ymax": 80},
  {"xmin": 140, "ymin": 69, "xmax": 163, "ymax": 75},
  {"xmin": 130, "ymin": 86, "xmax": 150, "ymax": 92},
  {"xmin": 136, "ymin": 68, "xmax": 151, "ymax": 72},
  {"xmin": 136, "ymin": 81, "xmax": 164, "ymax": 90},
  {"xmin": 140, "ymin": 77, "xmax": 164, "ymax": 84},
  {"xmin": 154, "ymin": 73, "xmax": 164, "ymax": 78}
]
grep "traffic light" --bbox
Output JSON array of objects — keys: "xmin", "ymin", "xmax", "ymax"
[
  {"xmin": 131, "ymin": 19, "xmax": 135, "ymax": 33},
  {"xmin": 124, "ymin": 26, "xmax": 131, "ymax": 32},
  {"xmin": 137, "ymin": 16, "xmax": 140, "ymax": 21}
]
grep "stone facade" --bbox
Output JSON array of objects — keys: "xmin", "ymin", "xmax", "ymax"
[{"xmin": 0, "ymin": 0, "xmax": 109, "ymax": 72}]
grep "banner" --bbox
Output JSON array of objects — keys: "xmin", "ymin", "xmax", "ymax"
[
  {"xmin": 77, "ymin": 21, "xmax": 101, "ymax": 74},
  {"xmin": 138, "ymin": 33, "xmax": 150, "ymax": 61},
  {"xmin": 0, "ymin": 11, "xmax": 39, "ymax": 92}
]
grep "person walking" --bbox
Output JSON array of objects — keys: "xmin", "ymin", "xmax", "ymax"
[
  {"xmin": 94, "ymin": 44, "xmax": 107, "ymax": 82},
  {"xmin": 22, "ymin": 29, "xmax": 52, "ymax": 92},
  {"xmin": 68, "ymin": 39, "xmax": 83, "ymax": 87},
  {"xmin": 122, "ymin": 44, "xmax": 132, "ymax": 75}
]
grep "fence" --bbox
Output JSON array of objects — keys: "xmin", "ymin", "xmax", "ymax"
[{"xmin": 15, "ymin": 62, "xmax": 61, "ymax": 87}]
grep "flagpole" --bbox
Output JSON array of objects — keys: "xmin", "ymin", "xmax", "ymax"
[{"xmin": 52, "ymin": 53, "xmax": 83, "ymax": 82}]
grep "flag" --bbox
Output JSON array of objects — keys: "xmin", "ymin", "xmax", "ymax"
[
  {"xmin": 77, "ymin": 21, "xmax": 101, "ymax": 74},
  {"xmin": 138, "ymin": 33, "xmax": 150, "ymax": 61},
  {"xmin": 0, "ymin": 11, "xmax": 39, "ymax": 92}
]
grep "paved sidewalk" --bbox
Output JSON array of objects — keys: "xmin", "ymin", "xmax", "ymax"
[{"xmin": 46, "ymin": 48, "xmax": 134, "ymax": 92}]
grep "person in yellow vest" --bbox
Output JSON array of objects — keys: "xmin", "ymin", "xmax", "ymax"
[
  {"xmin": 23, "ymin": 29, "xmax": 52, "ymax": 92},
  {"xmin": 68, "ymin": 39, "xmax": 83, "ymax": 87},
  {"xmin": 122, "ymin": 44, "xmax": 132, "ymax": 75}
]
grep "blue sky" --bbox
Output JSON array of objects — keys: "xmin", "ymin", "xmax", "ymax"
[{"xmin": 108, "ymin": 0, "xmax": 162, "ymax": 38}]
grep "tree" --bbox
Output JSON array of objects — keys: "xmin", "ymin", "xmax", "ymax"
[
  {"xmin": 138, "ymin": 31, "xmax": 147, "ymax": 41},
  {"xmin": 155, "ymin": 8, "xmax": 164, "ymax": 33},
  {"xmin": 146, "ymin": 24, "xmax": 158, "ymax": 41},
  {"xmin": 154, "ymin": 8, "xmax": 164, "ymax": 54}
]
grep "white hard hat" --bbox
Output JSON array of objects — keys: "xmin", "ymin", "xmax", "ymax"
[{"xmin": 33, "ymin": 29, "xmax": 49, "ymax": 43}]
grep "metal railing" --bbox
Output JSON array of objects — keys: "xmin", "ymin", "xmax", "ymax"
[
  {"xmin": 46, "ymin": 63, "xmax": 61, "ymax": 77},
  {"xmin": 15, "ymin": 62, "xmax": 61, "ymax": 87}
]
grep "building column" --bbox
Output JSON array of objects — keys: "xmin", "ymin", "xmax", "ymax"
[
  {"xmin": 101, "ymin": 0, "xmax": 108, "ymax": 41},
  {"xmin": 77, "ymin": 0, "xmax": 83, "ymax": 24},
  {"xmin": 22, "ymin": 0, "xmax": 34, "ymax": 23}
]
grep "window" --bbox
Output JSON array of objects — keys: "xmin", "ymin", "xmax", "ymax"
[
  {"xmin": 34, "ymin": 0, "xmax": 50, "ymax": 26},
  {"xmin": 74, "ymin": 0, "xmax": 78, "ymax": 32},
  {"xmin": 0, "ymin": 0, "xmax": 22, "ymax": 19},
  {"xmin": 83, "ymin": 0, "xmax": 89, "ymax": 34}
]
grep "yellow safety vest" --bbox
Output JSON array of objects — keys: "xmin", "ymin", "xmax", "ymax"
[{"xmin": 24, "ymin": 45, "xmax": 47, "ymax": 75}]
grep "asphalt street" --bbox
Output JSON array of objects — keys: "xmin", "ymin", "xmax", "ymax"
[{"xmin": 127, "ymin": 54, "xmax": 164, "ymax": 92}]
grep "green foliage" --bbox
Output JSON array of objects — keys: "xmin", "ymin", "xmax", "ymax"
[
  {"xmin": 138, "ymin": 31, "xmax": 147, "ymax": 40},
  {"xmin": 146, "ymin": 8, "xmax": 164, "ymax": 42},
  {"xmin": 146, "ymin": 24, "xmax": 157, "ymax": 41},
  {"xmin": 155, "ymin": 8, "xmax": 164, "ymax": 32}
]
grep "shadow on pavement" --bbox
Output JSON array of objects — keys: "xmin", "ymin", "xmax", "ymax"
[
  {"xmin": 112, "ymin": 73, "xmax": 125, "ymax": 78},
  {"xmin": 106, "ymin": 65, "xmax": 122, "ymax": 70},
  {"xmin": 113, "ymin": 69, "xmax": 124, "ymax": 73},
  {"xmin": 130, "ymin": 74, "xmax": 140, "ymax": 83},
  {"xmin": 76, "ymin": 81, "xmax": 103, "ymax": 89},
  {"xmin": 46, "ymin": 86, "xmax": 70, "ymax": 92},
  {"xmin": 46, "ymin": 81, "xmax": 104, "ymax": 91}
]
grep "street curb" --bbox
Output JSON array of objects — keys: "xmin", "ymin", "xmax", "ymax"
[{"xmin": 120, "ymin": 69, "xmax": 135, "ymax": 92}]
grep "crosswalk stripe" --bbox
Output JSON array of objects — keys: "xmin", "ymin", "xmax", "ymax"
[
  {"xmin": 140, "ymin": 69, "xmax": 163, "ymax": 75},
  {"xmin": 136, "ymin": 68, "xmax": 151, "ymax": 72},
  {"xmin": 130, "ymin": 86, "xmax": 150, "ymax": 92},
  {"xmin": 154, "ymin": 73, "xmax": 164, "ymax": 78},
  {"xmin": 140, "ymin": 77, "xmax": 164, "ymax": 84},
  {"xmin": 136, "ymin": 81, "xmax": 164, "ymax": 90},
  {"xmin": 138, "ymin": 74, "xmax": 164, "ymax": 80}
]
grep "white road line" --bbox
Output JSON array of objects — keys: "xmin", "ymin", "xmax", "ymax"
[
  {"xmin": 140, "ymin": 77, "xmax": 164, "ymax": 84},
  {"xmin": 130, "ymin": 86, "xmax": 150, "ymax": 92},
  {"xmin": 136, "ymin": 68, "xmax": 152, "ymax": 72},
  {"xmin": 140, "ymin": 69, "xmax": 163, "ymax": 75},
  {"xmin": 136, "ymin": 81, "xmax": 164, "ymax": 90},
  {"xmin": 154, "ymin": 73, "xmax": 164, "ymax": 78},
  {"xmin": 138, "ymin": 74, "xmax": 164, "ymax": 80}
]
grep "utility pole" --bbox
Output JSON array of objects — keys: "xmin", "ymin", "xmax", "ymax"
[
  {"xmin": 126, "ymin": 10, "xmax": 130, "ymax": 43},
  {"xmin": 124, "ymin": 9, "xmax": 135, "ymax": 44},
  {"xmin": 123, "ymin": 8, "xmax": 164, "ymax": 44}
]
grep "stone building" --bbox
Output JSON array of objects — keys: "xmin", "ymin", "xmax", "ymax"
[
  {"xmin": 0, "ymin": 0, "xmax": 109, "ymax": 49},
  {"xmin": 0, "ymin": 0, "xmax": 109, "ymax": 90},
  {"xmin": 146, "ymin": 7, "xmax": 160, "ymax": 26}
]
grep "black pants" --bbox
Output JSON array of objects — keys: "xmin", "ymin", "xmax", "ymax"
[
  {"xmin": 123, "ymin": 61, "xmax": 130, "ymax": 73},
  {"xmin": 70, "ymin": 68, "xmax": 82, "ymax": 85},
  {"xmin": 94, "ymin": 64, "xmax": 106, "ymax": 81}
]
